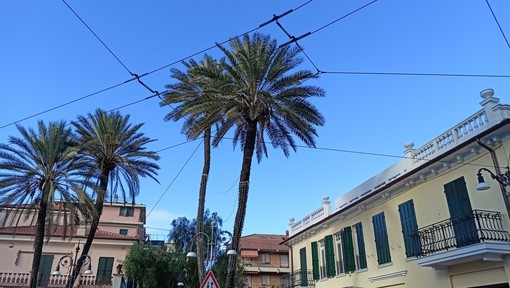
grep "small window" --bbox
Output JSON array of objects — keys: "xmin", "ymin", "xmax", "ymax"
[
  {"xmin": 280, "ymin": 254, "xmax": 289, "ymax": 268},
  {"xmin": 261, "ymin": 275, "xmax": 270, "ymax": 286},
  {"xmin": 261, "ymin": 253, "xmax": 271, "ymax": 264},
  {"xmin": 119, "ymin": 207, "xmax": 134, "ymax": 217},
  {"xmin": 119, "ymin": 229, "xmax": 128, "ymax": 235},
  {"xmin": 372, "ymin": 212, "xmax": 391, "ymax": 265}
]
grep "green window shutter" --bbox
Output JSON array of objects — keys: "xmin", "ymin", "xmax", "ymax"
[
  {"xmin": 373, "ymin": 212, "xmax": 391, "ymax": 265},
  {"xmin": 341, "ymin": 227, "xmax": 356, "ymax": 272},
  {"xmin": 354, "ymin": 222, "xmax": 367, "ymax": 269},
  {"xmin": 97, "ymin": 257, "xmax": 114, "ymax": 284},
  {"xmin": 324, "ymin": 235, "xmax": 336, "ymax": 277},
  {"xmin": 37, "ymin": 255, "xmax": 54, "ymax": 287},
  {"xmin": 311, "ymin": 242, "xmax": 320, "ymax": 280},
  {"xmin": 444, "ymin": 177, "xmax": 479, "ymax": 247},
  {"xmin": 398, "ymin": 200, "xmax": 421, "ymax": 257},
  {"xmin": 299, "ymin": 248, "xmax": 308, "ymax": 286}
]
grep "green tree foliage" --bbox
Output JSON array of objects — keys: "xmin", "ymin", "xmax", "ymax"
[
  {"xmin": 0, "ymin": 121, "xmax": 94, "ymax": 288},
  {"xmin": 124, "ymin": 243, "xmax": 197, "ymax": 288}
]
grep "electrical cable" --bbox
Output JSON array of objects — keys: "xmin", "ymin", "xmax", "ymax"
[
  {"xmin": 321, "ymin": 71, "xmax": 510, "ymax": 78},
  {"xmin": 485, "ymin": 0, "xmax": 510, "ymax": 49},
  {"xmin": 62, "ymin": 0, "xmax": 134, "ymax": 75},
  {"xmin": 146, "ymin": 139, "xmax": 204, "ymax": 218}
]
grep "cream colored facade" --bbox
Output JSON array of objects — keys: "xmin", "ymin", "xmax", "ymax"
[
  {"xmin": 284, "ymin": 89, "xmax": 510, "ymax": 288},
  {"xmin": 0, "ymin": 202, "xmax": 145, "ymax": 287}
]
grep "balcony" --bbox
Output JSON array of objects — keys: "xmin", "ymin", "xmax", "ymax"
[
  {"xmin": 0, "ymin": 272, "xmax": 112, "ymax": 287},
  {"xmin": 281, "ymin": 270, "xmax": 315, "ymax": 288},
  {"xmin": 414, "ymin": 210, "xmax": 510, "ymax": 269}
]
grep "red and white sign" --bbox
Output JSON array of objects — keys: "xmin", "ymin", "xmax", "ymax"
[{"xmin": 200, "ymin": 271, "xmax": 220, "ymax": 288}]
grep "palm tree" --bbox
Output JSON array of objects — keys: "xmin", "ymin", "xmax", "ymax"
[
  {"xmin": 212, "ymin": 33, "xmax": 326, "ymax": 288},
  {"xmin": 69, "ymin": 109, "xmax": 160, "ymax": 286},
  {"xmin": 0, "ymin": 121, "xmax": 94, "ymax": 288},
  {"xmin": 161, "ymin": 55, "xmax": 229, "ymax": 284}
]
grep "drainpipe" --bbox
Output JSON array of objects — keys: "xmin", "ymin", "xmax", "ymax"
[{"xmin": 476, "ymin": 138, "xmax": 510, "ymax": 216}]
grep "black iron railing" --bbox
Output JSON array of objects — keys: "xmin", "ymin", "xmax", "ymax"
[
  {"xmin": 281, "ymin": 269, "xmax": 315, "ymax": 288},
  {"xmin": 414, "ymin": 209, "xmax": 510, "ymax": 256}
]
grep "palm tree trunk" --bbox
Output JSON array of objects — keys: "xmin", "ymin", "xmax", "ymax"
[
  {"xmin": 69, "ymin": 169, "xmax": 109, "ymax": 287},
  {"xmin": 29, "ymin": 201, "xmax": 48, "ymax": 288},
  {"xmin": 196, "ymin": 128, "xmax": 211, "ymax": 284},
  {"xmin": 225, "ymin": 121, "xmax": 257, "ymax": 288}
]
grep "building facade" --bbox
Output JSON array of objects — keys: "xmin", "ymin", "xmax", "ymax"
[
  {"xmin": 240, "ymin": 234, "xmax": 291, "ymax": 288},
  {"xmin": 283, "ymin": 89, "xmax": 510, "ymax": 288},
  {"xmin": 0, "ymin": 202, "xmax": 145, "ymax": 287}
]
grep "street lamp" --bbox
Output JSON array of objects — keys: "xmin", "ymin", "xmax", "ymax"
[
  {"xmin": 186, "ymin": 221, "xmax": 237, "ymax": 270},
  {"xmin": 52, "ymin": 244, "xmax": 93, "ymax": 288},
  {"xmin": 476, "ymin": 167, "xmax": 510, "ymax": 190}
]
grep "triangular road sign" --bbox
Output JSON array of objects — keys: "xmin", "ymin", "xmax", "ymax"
[{"xmin": 200, "ymin": 271, "xmax": 221, "ymax": 288}]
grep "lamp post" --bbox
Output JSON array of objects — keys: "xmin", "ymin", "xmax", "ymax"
[
  {"xmin": 52, "ymin": 244, "xmax": 93, "ymax": 288},
  {"xmin": 186, "ymin": 221, "xmax": 237, "ymax": 268}
]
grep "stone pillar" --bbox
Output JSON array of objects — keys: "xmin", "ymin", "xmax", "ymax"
[
  {"xmin": 479, "ymin": 88, "xmax": 500, "ymax": 123},
  {"xmin": 322, "ymin": 196, "xmax": 331, "ymax": 216}
]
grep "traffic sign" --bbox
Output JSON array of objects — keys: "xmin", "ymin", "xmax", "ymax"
[{"xmin": 200, "ymin": 271, "xmax": 221, "ymax": 288}]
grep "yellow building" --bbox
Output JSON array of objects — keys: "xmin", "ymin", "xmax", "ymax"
[
  {"xmin": 0, "ymin": 201, "xmax": 146, "ymax": 287},
  {"xmin": 283, "ymin": 89, "xmax": 510, "ymax": 288}
]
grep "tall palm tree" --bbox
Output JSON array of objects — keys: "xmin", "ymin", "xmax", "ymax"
[
  {"xmin": 69, "ymin": 109, "xmax": 160, "ymax": 286},
  {"xmin": 0, "ymin": 121, "xmax": 94, "ymax": 288},
  {"xmin": 212, "ymin": 33, "xmax": 326, "ymax": 288},
  {"xmin": 161, "ymin": 55, "xmax": 229, "ymax": 284}
]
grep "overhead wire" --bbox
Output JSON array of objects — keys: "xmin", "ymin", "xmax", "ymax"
[
  {"xmin": 1, "ymin": 1, "xmax": 312, "ymax": 131},
  {"xmin": 485, "ymin": 0, "xmax": 510, "ymax": 49}
]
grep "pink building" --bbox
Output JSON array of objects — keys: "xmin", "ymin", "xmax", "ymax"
[
  {"xmin": 239, "ymin": 234, "xmax": 291, "ymax": 288},
  {"xmin": 0, "ymin": 202, "xmax": 146, "ymax": 287}
]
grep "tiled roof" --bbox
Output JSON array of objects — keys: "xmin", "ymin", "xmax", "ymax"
[
  {"xmin": 0, "ymin": 225, "xmax": 139, "ymax": 241},
  {"xmin": 240, "ymin": 234, "xmax": 289, "ymax": 251}
]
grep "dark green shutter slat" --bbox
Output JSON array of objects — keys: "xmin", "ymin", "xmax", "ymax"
[
  {"xmin": 299, "ymin": 248, "xmax": 308, "ymax": 286},
  {"xmin": 354, "ymin": 223, "xmax": 367, "ymax": 269},
  {"xmin": 311, "ymin": 242, "xmax": 319, "ymax": 280},
  {"xmin": 325, "ymin": 235, "xmax": 336, "ymax": 277},
  {"xmin": 341, "ymin": 227, "xmax": 355, "ymax": 272},
  {"xmin": 373, "ymin": 212, "xmax": 391, "ymax": 265}
]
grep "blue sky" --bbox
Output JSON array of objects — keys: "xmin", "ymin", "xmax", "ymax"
[{"xmin": 2, "ymin": 1, "xmax": 510, "ymax": 239}]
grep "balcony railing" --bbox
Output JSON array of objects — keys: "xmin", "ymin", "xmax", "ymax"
[
  {"xmin": 281, "ymin": 270, "xmax": 315, "ymax": 288},
  {"xmin": 0, "ymin": 272, "xmax": 112, "ymax": 287},
  {"xmin": 415, "ymin": 209, "xmax": 510, "ymax": 256}
]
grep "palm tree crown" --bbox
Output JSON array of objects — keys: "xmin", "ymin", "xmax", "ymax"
[
  {"xmin": 69, "ymin": 109, "xmax": 160, "ymax": 286},
  {"xmin": 0, "ymin": 121, "xmax": 93, "ymax": 288},
  {"xmin": 215, "ymin": 33, "xmax": 326, "ymax": 161}
]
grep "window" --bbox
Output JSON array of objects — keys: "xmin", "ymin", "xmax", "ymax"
[
  {"xmin": 96, "ymin": 257, "xmax": 114, "ymax": 284},
  {"xmin": 354, "ymin": 222, "xmax": 367, "ymax": 269},
  {"xmin": 119, "ymin": 207, "xmax": 134, "ymax": 217},
  {"xmin": 261, "ymin": 253, "xmax": 271, "ymax": 264},
  {"xmin": 299, "ymin": 247, "xmax": 308, "ymax": 286},
  {"xmin": 280, "ymin": 254, "xmax": 289, "ymax": 268},
  {"xmin": 319, "ymin": 240, "xmax": 326, "ymax": 278},
  {"xmin": 334, "ymin": 232, "xmax": 345, "ymax": 275},
  {"xmin": 372, "ymin": 212, "xmax": 391, "ymax": 265},
  {"xmin": 324, "ymin": 235, "xmax": 336, "ymax": 278},
  {"xmin": 261, "ymin": 275, "xmax": 271, "ymax": 286},
  {"xmin": 244, "ymin": 257, "xmax": 252, "ymax": 266},
  {"xmin": 398, "ymin": 200, "xmax": 421, "ymax": 257},
  {"xmin": 119, "ymin": 229, "xmax": 128, "ymax": 235},
  {"xmin": 37, "ymin": 255, "xmax": 54, "ymax": 287}
]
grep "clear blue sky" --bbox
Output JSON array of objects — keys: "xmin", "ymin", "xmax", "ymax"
[{"xmin": 2, "ymin": 1, "xmax": 510, "ymax": 239}]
